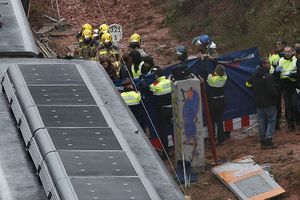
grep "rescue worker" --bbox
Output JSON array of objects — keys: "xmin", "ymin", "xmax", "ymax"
[
  {"xmin": 276, "ymin": 46, "xmax": 299, "ymax": 131},
  {"xmin": 93, "ymin": 23, "xmax": 110, "ymax": 43},
  {"xmin": 206, "ymin": 64, "xmax": 227, "ymax": 144},
  {"xmin": 192, "ymin": 34, "xmax": 217, "ymax": 60},
  {"xmin": 129, "ymin": 50, "xmax": 146, "ymax": 79},
  {"xmin": 143, "ymin": 56, "xmax": 159, "ymax": 74},
  {"xmin": 119, "ymin": 53, "xmax": 132, "ymax": 79},
  {"xmin": 269, "ymin": 38, "xmax": 287, "ymax": 130},
  {"xmin": 269, "ymin": 38, "xmax": 287, "ymax": 68},
  {"xmin": 150, "ymin": 68, "xmax": 172, "ymax": 156},
  {"xmin": 296, "ymin": 40, "xmax": 300, "ymax": 133},
  {"xmin": 297, "ymin": 38, "xmax": 300, "ymax": 57},
  {"xmin": 100, "ymin": 56, "xmax": 117, "ymax": 81},
  {"xmin": 74, "ymin": 29, "xmax": 99, "ymax": 59},
  {"xmin": 296, "ymin": 39, "xmax": 300, "ymax": 89},
  {"xmin": 120, "ymin": 78, "xmax": 146, "ymax": 131},
  {"xmin": 75, "ymin": 23, "xmax": 93, "ymax": 42},
  {"xmin": 246, "ymin": 58, "xmax": 278, "ymax": 149},
  {"xmin": 136, "ymin": 56, "xmax": 160, "ymax": 141},
  {"xmin": 175, "ymin": 45, "xmax": 188, "ymax": 63},
  {"xmin": 97, "ymin": 32, "xmax": 121, "ymax": 79},
  {"xmin": 128, "ymin": 33, "xmax": 147, "ymax": 57},
  {"xmin": 171, "ymin": 46, "xmax": 191, "ymax": 81}
]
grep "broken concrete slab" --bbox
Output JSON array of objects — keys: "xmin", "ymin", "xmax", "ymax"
[
  {"xmin": 36, "ymin": 25, "xmax": 55, "ymax": 35},
  {"xmin": 49, "ymin": 30, "xmax": 75, "ymax": 37},
  {"xmin": 212, "ymin": 156, "xmax": 285, "ymax": 200}
]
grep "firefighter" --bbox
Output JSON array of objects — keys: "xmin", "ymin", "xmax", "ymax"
[
  {"xmin": 74, "ymin": 29, "xmax": 99, "ymax": 59},
  {"xmin": 206, "ymin": 64, "xmax": 227, "ymax": 144},
  {"xmin": 128, "ymin": 33, "xmax": 147, "ymax": 57},
  {"xmin": 75, "ymin": 23, "xmax": 93, "ymax": 43},
  {"xmin": 93, "ymin": 23, "xmax": 110, "ymax": 43},
  {"xmin": 150, "ymin": 68, "xmax": 172, "ymax": 155},
  {"xmin": 97, "ymin": 32, "xmax": 121, "ymax": 79}
]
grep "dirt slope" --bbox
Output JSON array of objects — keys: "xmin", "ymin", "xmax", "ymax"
[{"xmin": 29, "ymin": 0, "xmax": 178, "ymax": 66}]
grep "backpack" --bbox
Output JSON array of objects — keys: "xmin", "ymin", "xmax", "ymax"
[{"xmin": 171, "ymin": 64, "xmax": 193, "ymax": 81}]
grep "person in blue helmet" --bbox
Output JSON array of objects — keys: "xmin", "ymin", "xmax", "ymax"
[
  {"xmin": 171, "ymin": 45, "xmax": 192, "ymax": 81},
  {"xmin": 192, "ymin": 34, "xmax": 217, "ymax": 60}
]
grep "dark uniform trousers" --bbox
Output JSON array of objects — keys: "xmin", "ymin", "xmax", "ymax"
[
  {"xmin": 154, "ymin": 94, "xmax": 172, "ymax": 152},
  {"xmin": 208, "ymin": 97, "xmax": 225, "ymax": 144},
  {"xmin": 282, "ymin": 80, "xmax": 300, "ymax": 128}
]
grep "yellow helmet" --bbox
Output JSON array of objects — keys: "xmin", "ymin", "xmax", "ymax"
[
  {"xmin": 99, "ymin": 24, "xmax": 109, "ymax": 34},
  {"xmin": 82, "ymin": 23, "xmax": 93, "ymax": 31},
  {"xmin": 130, "ymin": 33, "xmax": 141, "ymax": 43},
  {"xmin": 101, "ymin": 32, "xmax": 112, "ymax": 43},
  {"xmin": 82, "ymin": 29, "xmax": 92, "ymax": 39}
]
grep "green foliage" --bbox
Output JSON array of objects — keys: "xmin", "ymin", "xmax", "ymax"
[
  {"xmin": 163, "ymin": 1, "xmax": 183, "ymax": 26},
  {"xmin": 163, "ymin": 0, "xmax": 300, "ymax": 56}
]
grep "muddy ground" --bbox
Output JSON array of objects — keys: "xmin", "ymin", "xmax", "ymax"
[{"xmin": 28, "ymin": 1, "xmax": 300, "ymax": 199}]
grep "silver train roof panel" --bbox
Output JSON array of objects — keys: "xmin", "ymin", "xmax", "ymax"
[
  {"xmin": 0, "ymin": 0, "xmax": 39, "ymax": 57},
  {"xmin": 0, "ymin": 81, "xmax": 46, "ymax": 199}
]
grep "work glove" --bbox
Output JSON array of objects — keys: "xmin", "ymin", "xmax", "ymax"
[{"xmin": 275, "ymin": 66, "xmax": 283, "ymax": 72}]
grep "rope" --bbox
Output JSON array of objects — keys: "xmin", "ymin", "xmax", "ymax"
[
  {"xmin": 94, "ymin": 0, "xmax": 107, "ymax": 24},
  {"xmin": 93, "ymin": 0, "xmax": 187, "ymax": 194},
  {"xmin": 55, "ymin": 0, "xmax": 61, "ymax": 20}
]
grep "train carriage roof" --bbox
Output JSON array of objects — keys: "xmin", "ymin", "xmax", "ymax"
[{"xmin": 0, "ymin": 0, "xmax": 38, "ymax": 57}]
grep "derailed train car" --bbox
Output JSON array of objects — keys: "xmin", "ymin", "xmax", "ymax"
[
  {"xmin": 0, "ymin": 0, "xmax": 38, "ymax": 57},
  {"xmin": 0, "ymin": 0, "xmax": 184, "ymax": 199}
]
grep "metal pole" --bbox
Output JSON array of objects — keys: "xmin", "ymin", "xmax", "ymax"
[{"xmin": 197, "ymin": 75, "xmax": 218, "ymax": 165}]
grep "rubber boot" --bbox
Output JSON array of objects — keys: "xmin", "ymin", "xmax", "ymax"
[
  {"xmin": 287, "ymin": 124, "xmax": 295, "ymax": 132},
  {"xmin": 275, "ymin": 122, "xmax": 280, "ymax": 131},
  {"xmin": 260, "ymin": 140, "xmax": 267, "ymax": 150},
  {"xmin": 266, "ymin": 138, "xmax": 277, "ymax": 149}
]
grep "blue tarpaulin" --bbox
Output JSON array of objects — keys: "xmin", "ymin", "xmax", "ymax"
[
  {"xmin": 115, "ymin": 47, "xmax": 260, "ymax": 141},
  {"xmin": 136, "ymin": 47, "xmax": 259, "ymax": 120}
]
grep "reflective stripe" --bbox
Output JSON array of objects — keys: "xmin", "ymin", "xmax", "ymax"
[
  {"xmin": 113, "ymin": 61, "xmax": 121, "ymax": 77},
  {"xmin": 245, "ymin": 81, "xmax": 252, "ymax": 88},
  {"xmin": 279, "ymin": 56, "xmax": 297, "ymax": 81},
  {"xmin": 212, "ymin": 95, "xmax": 224, "ymax": 99},
  {"xmin": 99, "ymin": 50, "xmax": 107, "ymax": 55},
  {"xmin": 150, "ymin": 76, "xmax": 172, "ymax": 96},
  {"xmin": 207, "ymin": 74, "xmax": 227, "ymax": 87},
  {"xmin": 121, "ymin": 91, "xmax": 141, "ymax": 106},
  {"xmin": 269, "ymin": 66, "xmax": 275, "ymax": 74},
  {"xmin": 131, "ymin": 61, "xmax": 144, "ymax": 79},
  {"xmin": 162, "ymin": 105, "xmax": 172, "ymax": 108}
]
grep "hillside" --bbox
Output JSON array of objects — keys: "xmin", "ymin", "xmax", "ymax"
[
  {"xmin": 162, "ymin": 0, "xmax": 300, "ymax": 56},
  {"xmin": 29, "ymin": 0, "xmax": 179, "ymax": 65}
]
